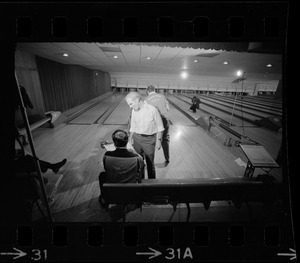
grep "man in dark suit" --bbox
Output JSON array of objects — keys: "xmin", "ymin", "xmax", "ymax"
[{"xmin": 98, "ymin": 129, "xmax": 145, "ymax": 208}]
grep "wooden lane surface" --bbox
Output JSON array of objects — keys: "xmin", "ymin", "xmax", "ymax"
[
  {"xmin": 168, "ymin": 104, "xmax": 196, "ymax": 126},
  {"xmin": 167, "ymin": 94, "xmax": 240, "ymax": 125},
  {"xmin": 194, "ymin": 95, "xmax": 282, "ymax": 118},
  {"xmin": 29, "ymin": 91, "xmax": 282, "ymax": 220},
  {"xmin": 103, "ymin": 97, "xmax": 131, "ymax": 125},
  {"xmin": 234, "ymin": 94, "xmax": 282, "ymax": 106},
  {"xmin": 31, "ymin": 123, "xmax": 247, "ymax": 215},
  {"xmin": 182, "ymin": 94, "xmax": 282, "ymax": 160},
  {"xmin": 178, "ymin": 94, "xmax": 263, "ymax": 124},
  {"xmin": 68, "ymin": 93, "xmax": 124, "ymax": 124},
  {"xmin": 167, "ymin": 93, "xmax": 282, "ymax": 181},
  {"xmin": 103, "ymin": 93, "xmax": 196, "ymax": 126},
  {"xmin": 154, "ymin": 124, "xmax": 246, "ymax": 180},
  {"xmin": 207, "ymin": 94, "xmax": 282, "ymax": 114},
  {"xmin": 28, "ymin": 100, "xmax": 253, "ymax": 216},
  {"xmin": 30, "ymin": 123, "xmax": 129, "ymax": 213}
]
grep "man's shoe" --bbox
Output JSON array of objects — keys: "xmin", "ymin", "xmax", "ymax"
[
  {"xmin": 165, "ymin": 160, "xmax": 170, "ymax": 166},
  {"xmin": 52, "ymin": 159, "xmax": 67, "ymax": 174}
]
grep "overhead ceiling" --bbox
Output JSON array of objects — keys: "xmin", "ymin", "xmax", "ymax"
[{"xmin": 17, "ymin": 42, "xmax": 282, "ymax": 81}]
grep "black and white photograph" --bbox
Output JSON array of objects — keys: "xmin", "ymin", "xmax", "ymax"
[
  {"xmin": 12, "ymin": 42, "xmax": 286, "ymax": 223},
  {"xmin": 0, "ymin": 1, "xmax": 295, "ymax": 262}
]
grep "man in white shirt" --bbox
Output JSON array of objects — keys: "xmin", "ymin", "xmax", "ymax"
[
  {"xmin": 145, "ymin": 85, "xmax": 170, "ymax": 165},
  {"xmin": 125, "ymin": 92, "xmax": 164, "ymax": 179}
]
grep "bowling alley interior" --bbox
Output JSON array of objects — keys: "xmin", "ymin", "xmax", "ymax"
[{"xmin": 9, "ymin": 42, "xmax": 290, "ymax": 223}]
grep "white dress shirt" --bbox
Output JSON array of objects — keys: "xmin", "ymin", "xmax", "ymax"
[{"xmin": 129, "ymin": 101, "xmax": 164, "ymax": 135}]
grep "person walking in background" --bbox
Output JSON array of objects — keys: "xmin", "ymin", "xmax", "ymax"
[
  {"xmin": 145, "ymin": 85, "xmax": 170, "ymax": 166},
  {"xmin": 125, "ymin": 92, "xmax": 164, "ymax": 179}
]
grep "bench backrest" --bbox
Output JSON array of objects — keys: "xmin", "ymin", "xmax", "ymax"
[
  {"xmin": 103, "ymin": 156, "xmax": 142, "ymax": 183},
  {"xmin": 102, "ymin": 177, "xmax": 282, "ymax": 205}
]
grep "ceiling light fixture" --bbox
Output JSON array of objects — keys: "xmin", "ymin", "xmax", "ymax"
[
  {"xmin": 146, "ymin": 56, "xmax": 151, "ymax": 60},
  {"xmin": 181, "ymin": 72, "xmax": 188, "ymax": 79},
  {"xmin": 236, "ymin": 70, "xmax": 243, "ymax": 77},
  {"xmin": 266, "ymin": 64, "xmax": 272, "ymax": 67},
  {"xmin": 223, "ymin": 61, "xmax": 229, "ymax": 65},
  {"xmin": 194, "ymin": 59, "xmax": 198, "ymax": 63},
  {"xmin": 63, "ymin": 53, "xmax": 69, "ymax": 57},
  {"xmin": 113, "ymin": 55, "xmax": 118, "ymax": 59}
]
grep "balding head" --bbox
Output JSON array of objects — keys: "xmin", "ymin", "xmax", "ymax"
[
  {"xmin": 125, "ymin": 92, "xmax": 141, "ymax": 102},
  {"xmin": 147, "ymin": 85, "xmax": 155, "ymax": 94},
  {"xmin": 125, "ymin": 92, "xmax": 143, "ymax": 111}
]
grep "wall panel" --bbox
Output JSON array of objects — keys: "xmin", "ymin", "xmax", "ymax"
[{"xmin": 15, "ymin": 49, "xmax": 46, "ymax": 126}]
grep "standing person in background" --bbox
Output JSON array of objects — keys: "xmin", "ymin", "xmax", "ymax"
[
  {"xmin": 194, "ymin": 96, "xmax": 201, "ymax": 110},
  {"xmin": 190, "ymin": 96, "xmax": 201, "ymax": 113},
  {"xmin": 125, "ymin": 92, "xmax": 164, "ymax": 179},
  {"xmin": 145, "ymin": 85, "xmax": 170, "ymax": 166}
]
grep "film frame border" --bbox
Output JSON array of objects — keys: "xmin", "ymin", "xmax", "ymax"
[{"xmin": 1, "ymin": 1, "xmax": 295, "ymax": 262}]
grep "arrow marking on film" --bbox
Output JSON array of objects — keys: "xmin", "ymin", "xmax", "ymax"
[
  {"xmin": 278, "ymin": 248, "xmax": 296, "ymax": 261},
  {"xmin": 0, "ymin": 247, "xmax": 27, "ymax": 260},
  {"xmin": 136, "ymin": 247, "xmax": 162, "ymax": 259}
]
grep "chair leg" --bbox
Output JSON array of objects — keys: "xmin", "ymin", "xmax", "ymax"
[
  {"xmin": 123, "ymin": 204, "xmax": 127, "ymax": 222},
  {"xmin": 35, "ymin": 200, "xmax": 48, "ymax": 222},
  {"xmin": 186, "ymin": 203, "xmax": 191, "ymax": 222},
  {"xmin": 171, "ymin": 203, "xmax": 177, "ymax": 212}
]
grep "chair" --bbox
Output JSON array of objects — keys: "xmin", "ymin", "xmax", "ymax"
[
  {"xmin": 14, "ymin": 172, "xmax": 48, "ymax": 221},
  {"xmin": 98, "ymin": 155, "xmax": 144, "ymax": 209}
]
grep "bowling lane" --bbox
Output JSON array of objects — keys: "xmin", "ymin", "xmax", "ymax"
[
  {"xmin": 178, "ymin": 94, "xmax": 258, "ymax": 122},
  {"xmin": 68, "ymin": 93, "xmax": 125, "ymax": 124},
  {"xmin": 103, "ymin": 93, "xmax": 196, "ymax": 126},
  {"xmin": 103, "ymin": 97, "xmax": 131, "ymax": 125},
  {"xmin": 207, "ymin": 94, "xmax": 282, "ymax": 115},
  {"xmin": 167, "ymin": 94, "xmax": 239, "ymax": 125},
  {"xmin": 185, "ymin": 94, "xmax": 281, "ymax": 119},
  {"xmin": 154, "ymin": 124, "xmax": 246, "ymax": 179},
  {"xmin": 168, "ymin": 103, "xmax": 196, "ymax": 126},
  {"xmin": 174, "ymin": 94, "xmax": 256, "ymax": 126}
]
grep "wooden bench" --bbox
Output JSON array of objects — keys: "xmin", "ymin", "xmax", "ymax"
[
  {"xmin": 101, "ymin": 176, "xmax": 283, "ymax": 221},
  {"xmin": 19, "ymin": 111, "xmax": 61, "ymax": 144}
]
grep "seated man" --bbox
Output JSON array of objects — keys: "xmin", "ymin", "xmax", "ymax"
[
  {"xmin": 98, "ymin": 129, "xmax": 144, "ymax": 208},
  {"xmin": 15, "ymin": 127, "xmax": 67, "ymax": 183}
]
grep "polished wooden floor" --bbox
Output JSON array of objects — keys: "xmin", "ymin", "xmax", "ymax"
[{"xmin": 27, "ymin": 91, "xmax": 283, "ymax": 222}]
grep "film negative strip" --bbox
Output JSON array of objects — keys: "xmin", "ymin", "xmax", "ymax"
[{"xmin": 1, "ymin": 1, "xmax": 295, "ymax": 262}]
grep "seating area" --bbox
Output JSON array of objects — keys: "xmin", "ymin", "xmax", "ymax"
[
  {"xmin": 101, "ymin": 176, "xmax": 283, "ymax": 222},
  {"xmin": 19, "ymin": 111, "xmax": 61, "ymax": 141}
]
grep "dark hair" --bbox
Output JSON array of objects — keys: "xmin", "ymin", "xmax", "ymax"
[
  {"xmin": 112, "ymin": 130, "xmax": 128, "ymax": 147},
  {"xmin": 147, "ymin": 85, "xmax": 155, "ymax": 93}
]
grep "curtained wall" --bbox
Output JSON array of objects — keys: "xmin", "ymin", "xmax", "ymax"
[
  {"xmin": 15, "ymin": 49, "xmax": 111, "ymax": 128},
  {"xmin": 36, "ymin": 56, "xmax": 111, "ymax": 113}
]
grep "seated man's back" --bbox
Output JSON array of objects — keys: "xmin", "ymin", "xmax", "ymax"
[
  {"xmin": 103, "ymin": 148, "xmax": 144, "ymax": 183},
  {"xmin": 98, "ymin": 129, "xmax": 145, "ymax": 208}
]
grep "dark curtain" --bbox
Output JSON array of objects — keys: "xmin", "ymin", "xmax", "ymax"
[{"xmin": 36, "ymin": 56, "xmax": 97, "ymax": 112}]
